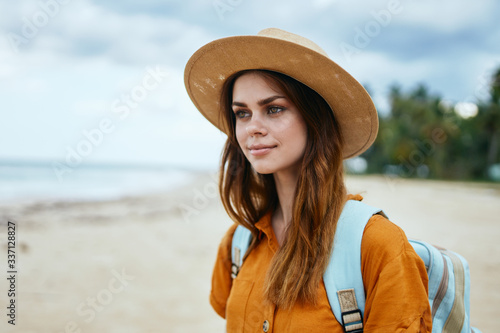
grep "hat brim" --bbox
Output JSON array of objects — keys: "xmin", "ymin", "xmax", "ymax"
[{"xmin": 184, "ymin": 34, "xmax": 378, "ymax": 159}]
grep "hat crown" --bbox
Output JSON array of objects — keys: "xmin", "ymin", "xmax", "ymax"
[{"xmin": 257, "ymin": 28, "xmax": 329, "ymax": 58}]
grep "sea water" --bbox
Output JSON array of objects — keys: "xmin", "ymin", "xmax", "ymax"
[{"xmin": 0, "ymin": 160, "xmax": 199, "ymax": 203}]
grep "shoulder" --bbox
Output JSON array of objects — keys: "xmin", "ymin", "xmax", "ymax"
[
  {"xmin": 212, "ymin": 222, "xmax": 240, "ymax": 282},
  {"xmin": 216, "ymin": 223, "xmax": 239, "ymax": 261},
  {"xmin": 362, "ymin": 213, "xmax": 412, "ymax": 260},
  {"xmin": 360, "ymin": 212, "xmax": 428, "ymax": 289},
  {"xmin": 222, "ymin": 222, "xmax": 239, "ymax": 245},
  {"xmin": 361, "ymin": 213, "xmax": 424, "ymax": 277},
  {"xmin": 210, "ymin": 223, "xmax": 239, "ymax": 318},
  {"xmin": 360, "ymin": 214, "xmax": 432, "ymax": 331}
]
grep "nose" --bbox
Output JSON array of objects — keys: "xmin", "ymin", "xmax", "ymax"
[{"xmin": 246, "ymin": 113, "xmax": 268, "ymax": 136}]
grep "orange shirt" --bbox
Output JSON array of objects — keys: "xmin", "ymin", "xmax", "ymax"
[{"xmin": 210, "ymin": 196, "xmax": 432, "ymax": 332}]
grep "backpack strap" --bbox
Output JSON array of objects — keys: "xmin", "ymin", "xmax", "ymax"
[
  {"xmin": 231, "ymin": 225, "xmax": 252, "ymax": 278},
  {"xmin": 323, "ymin": 200, "xmax": 385, "ymax": 333}
]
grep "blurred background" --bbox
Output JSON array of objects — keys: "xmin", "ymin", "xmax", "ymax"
[
  {"xmin": 0, "ymin": 0, "xmax": 499, "ymax": 332},
  {"xmin": 1, "ymin": 0, "xmax": 499, "ymax": 202}
]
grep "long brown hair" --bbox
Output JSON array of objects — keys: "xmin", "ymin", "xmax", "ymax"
[{"xmin": 218, "ymin": 69, "xmax": 347, "ymax": 308}]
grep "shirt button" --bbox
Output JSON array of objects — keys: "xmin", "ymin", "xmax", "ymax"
[{"xmin": 263, "ymin": 320, "xmax": 270, "ymax": 332}]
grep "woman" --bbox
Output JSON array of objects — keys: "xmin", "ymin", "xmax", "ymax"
[{"xmin": 184, "ymin": 28, "xmax": 431, "ymax": 332}]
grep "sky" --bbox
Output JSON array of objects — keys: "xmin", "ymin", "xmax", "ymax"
[{"xmin": 0, "ymin": 0, "xmax": 499, "ymax": 171}]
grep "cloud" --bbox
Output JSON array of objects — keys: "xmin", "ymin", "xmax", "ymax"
[
  {"xmin": 2, "ymin": 0, "xmax": 214, "ymax": 67},
  {"xmin": 0, "ymin": 0, "xmax": 498, "ymax": 167},
  {"xmin": 392, "ymin": 0, "xmax": 499, "ymax": 33}
]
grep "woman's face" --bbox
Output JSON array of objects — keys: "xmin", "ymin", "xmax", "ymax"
[{"xmin": 232, "ymin": 72, "xmax": 308, "ymax": 176}]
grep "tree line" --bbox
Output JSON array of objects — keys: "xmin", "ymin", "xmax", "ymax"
[{"xmin": 358, "ymin": 67, "xmax": 500, "ymax": 181}]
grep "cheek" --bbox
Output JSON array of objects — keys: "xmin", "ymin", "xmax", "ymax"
[
  {"xmin": 295, "ymin": 126, "xmax": 308, "ymax": 154},
  {"xmin": 235, "ymin": 123, "xmax": 247, "ymax": 148},
  {"xmin": 286, "ymin": 118, "xmax": 308, "ymax": 151}
]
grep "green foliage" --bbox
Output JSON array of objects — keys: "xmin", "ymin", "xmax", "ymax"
[{"xmin": 360, "ymin": 67, "xmax": 500, "ymax": 181}]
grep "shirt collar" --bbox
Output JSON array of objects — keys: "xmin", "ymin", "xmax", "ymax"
[{"xmin": 254, "ymin": 210, "xmax": 279, "ymax": 252}]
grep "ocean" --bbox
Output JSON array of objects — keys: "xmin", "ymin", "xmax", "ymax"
[{"xmin": 0, "ymin": 160, "xmax": 201, "ymax": 204}]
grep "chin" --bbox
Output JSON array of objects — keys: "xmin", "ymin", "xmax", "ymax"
[
  {"xmin": 250, "ymin": 160, "xmax": 303, "ymax": 177},
  {"xmin": 252, "ymin": 167, "xmax": 275, "ymax": 175},
  {"xmin": 250, "ymin": 163, "xmax": 277, "ymax": 175}
]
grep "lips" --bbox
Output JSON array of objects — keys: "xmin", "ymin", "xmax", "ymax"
[{"xmin": 248, "ymin": 144, "xmax": 277, "ymax": 156}]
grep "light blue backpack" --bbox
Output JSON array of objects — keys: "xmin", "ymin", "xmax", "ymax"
[{"xmin": 231, "ymin": 200, "xmax": 482, "ymax": 333}]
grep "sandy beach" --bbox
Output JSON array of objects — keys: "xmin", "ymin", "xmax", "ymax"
[{"xmin": 0, "ymin": 172, "xmax": 499, "ymax": 332}]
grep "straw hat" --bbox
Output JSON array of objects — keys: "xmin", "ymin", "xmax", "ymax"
[{"xmin": 184, "ymin": 28, "xmax": 378, "ymax": 159}]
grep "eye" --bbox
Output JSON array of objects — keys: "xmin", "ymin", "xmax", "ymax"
[
  {"xmin": 234, "ymin": 110, "xmax": 250, "ymax": 119},
  {"xmin": 268, "ymin": 106, "xmax": 284, "ymax": 114}
]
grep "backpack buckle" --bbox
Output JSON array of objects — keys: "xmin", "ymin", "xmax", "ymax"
[
  {"xmin": 341, "ymin": 309, "xmax": 363, "ymax": 333},
  {"xmin": 231, "ymin": 263, "xmax": 239, "ymax": 279}
]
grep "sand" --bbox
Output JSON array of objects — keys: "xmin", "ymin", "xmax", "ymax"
[{"xmin": 0, "ymin": 173, "xmax": 499, "ymax": 332}]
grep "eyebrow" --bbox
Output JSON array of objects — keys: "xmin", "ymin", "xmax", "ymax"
[{"xmin": 232, "ymin": 95, "xmax": 287, "ymax": 107}]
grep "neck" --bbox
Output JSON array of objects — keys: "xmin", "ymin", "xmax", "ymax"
[{"xmin": 272, "ymin": 166, "xmax": 300, "ymax": 231}]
